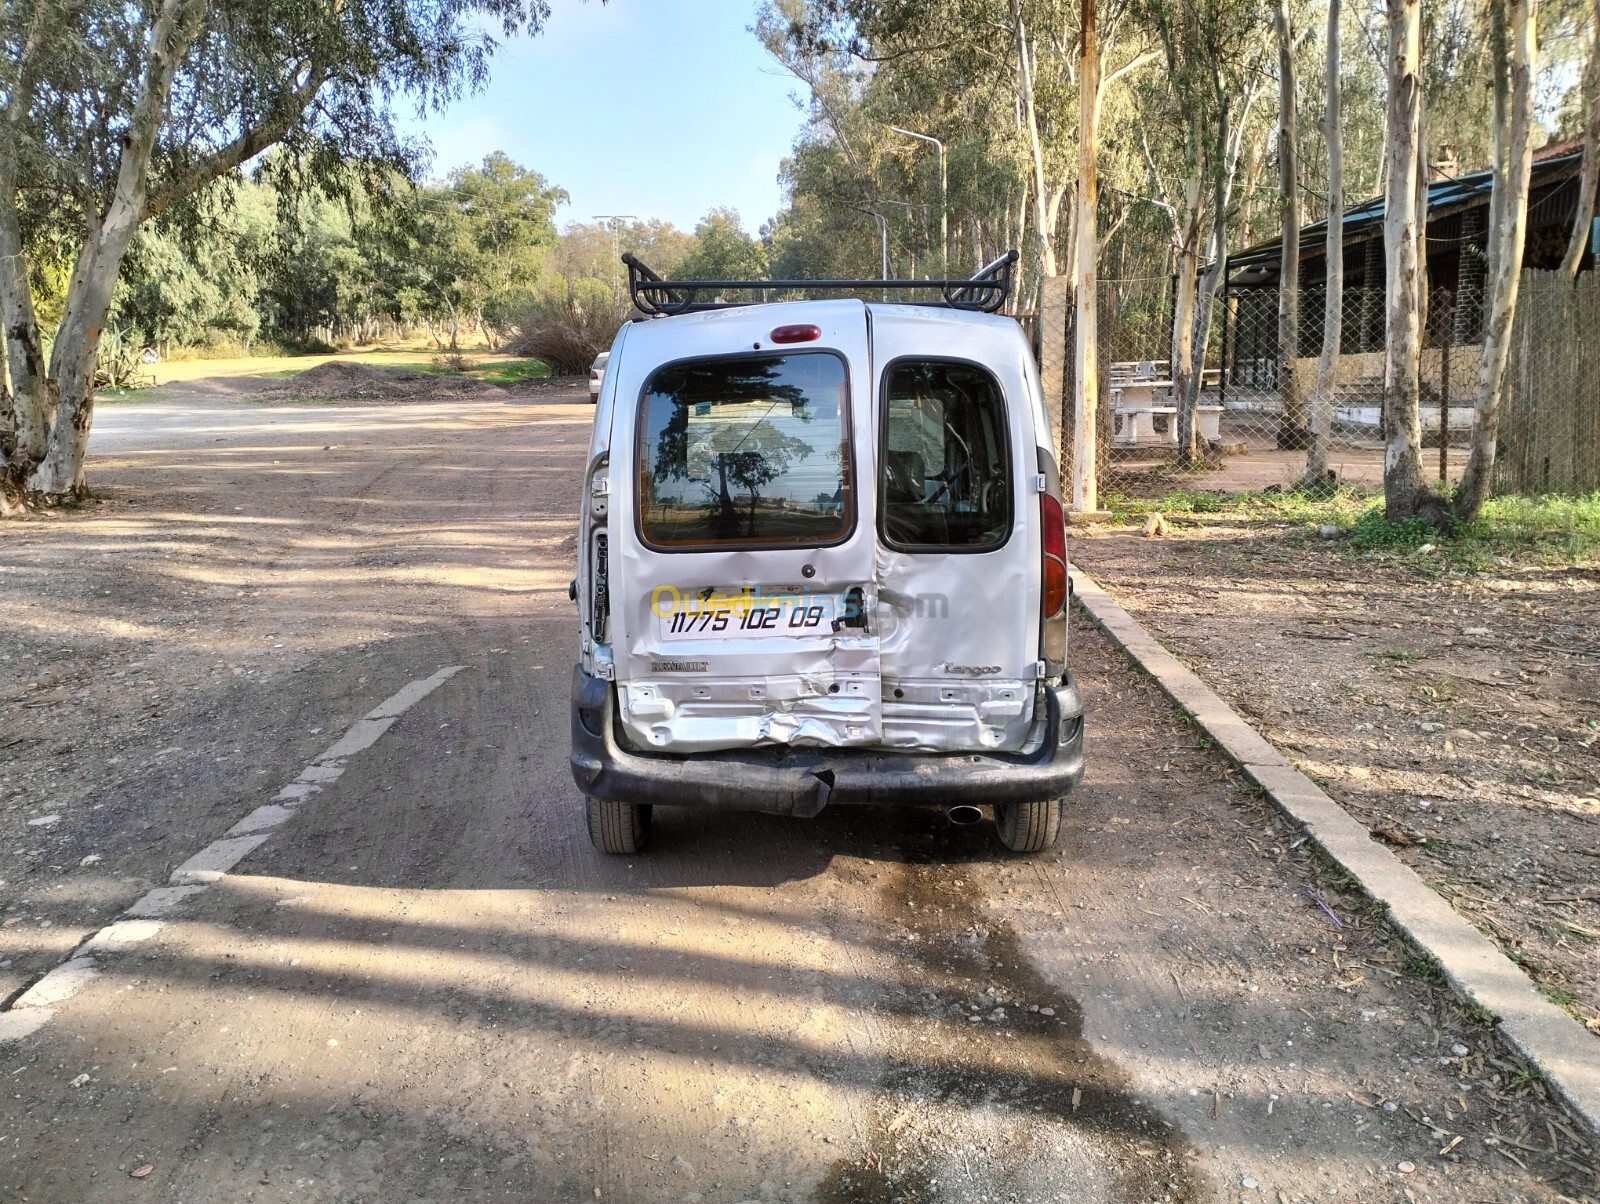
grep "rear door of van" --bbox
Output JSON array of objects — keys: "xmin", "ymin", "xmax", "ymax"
[
  {"xmin": 609, "ymin": 302, "xmax": 882, "ymax": 754},
  {"xmin": 868, "ymin": 308, "xmax": 1042, "ymax": 753}
]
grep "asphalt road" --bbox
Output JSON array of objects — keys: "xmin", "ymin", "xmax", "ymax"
[{"xmin": 0, "ymin": 391, "xmax": 1582, "ymax": 1203}]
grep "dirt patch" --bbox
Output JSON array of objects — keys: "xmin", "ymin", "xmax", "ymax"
[
  {"xmin": 253, "ymin": 360, "xmax": 507, "ymax": 402},
  {"xmin": 1071, "ymin": 523, "xmax": 1600, "ymax": 1045}
]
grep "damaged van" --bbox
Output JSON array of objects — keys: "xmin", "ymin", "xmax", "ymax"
[{"xmin": 569, "ymin": 252, "xmax": 1084, "ymax": 855}]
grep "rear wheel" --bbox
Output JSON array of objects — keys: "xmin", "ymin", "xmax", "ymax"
[
  {"xmin": 994, "ymin": 799, "xmax": 1063, "ymax": 854},
  {"xmin": 585, "ymin": 797, "xmax": 652, "ymax": 855}
]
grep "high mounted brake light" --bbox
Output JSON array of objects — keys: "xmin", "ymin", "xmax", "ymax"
[{"xmin": 769, "ymin": 324, "xmax": 821, "ymax": 344}]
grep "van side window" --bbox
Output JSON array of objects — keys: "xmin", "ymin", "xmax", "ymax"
[
  {"xmin": 638, "ymin": 352, "xmax": 853, "ymax": 548},
  {"xmin": 880, "ymin": 360, "xmax": 1010, "ymax": 550}
]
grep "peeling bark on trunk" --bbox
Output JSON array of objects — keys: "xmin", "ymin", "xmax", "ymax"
[
  {"xmin": 1274, "ymin": 0, "xmax": 1308, "ymax": 449},
  {"xmin": 1071, "ymin": 0, "xmax": 1100, "ymax": 511},
  {"xmin": 0, "ymin": 3, "xmax": 51, "ymax": 503},
  {"xmin": 1561, "ymin": 1, "xmax": 1599, "ymax": 280},
  {"xmin": 1177, "ymin": 69, "xmax": 1263, "ymax": 466},
  {"xmin": 1170, "ymin": 158, "xmax": 1203, "ymax": 463},
  {"xmin": 1381, "ymin": 0, "xmax": 1437, "ymax": 522},
  {"xmin": 1012, "ymin": 2, "xmax": 1058, "ymax": 282},
  {"xmin": 1454, "ymin": 0, "xmax": 1537, "ymax": 522},
  {"xmin": 1307, "ymin": 0, "xmax": 1344, "ymax": 483}
]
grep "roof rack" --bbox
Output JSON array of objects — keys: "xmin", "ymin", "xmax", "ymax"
[{"xmin": 622, "ymin": 249, "xmax": 1019, "ymax": 317}]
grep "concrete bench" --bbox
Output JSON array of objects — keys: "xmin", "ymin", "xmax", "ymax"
[{"xmin": 1111, "ymin": 402, "xmax": 1225, "ymax": 446}]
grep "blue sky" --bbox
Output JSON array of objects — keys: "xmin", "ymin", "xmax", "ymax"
[{"xmin": 404, "ymin": 1, "xmax": 807, "ymax": 234}]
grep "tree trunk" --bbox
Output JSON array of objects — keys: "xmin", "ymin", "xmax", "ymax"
[
  {"xmin": 1307, "ymin": 0, "xmax": 1344, "ymax": 483},
  {"xmin": 1171, "ymin": 166, "xmax": 1203, "ymax": 460},
  {"xmin": 1381, "ymin": 0, "xmax": 1436, "ymax": 521},
  {"xmin": 0, "ymin": 200, "xmax": 54, "ymax": 497},
  {"xmin": 1180, "ymin": 100, "xmax": 1230, "ymax": 465},
  {"xmin": 1274, "ymin": 0, "xmax": 1308, "ymax": 449},
  {"xmin": 14, "ymin": 0, "xmax": 195, "ymax": 501},
  {"xmin": 1012, "ymin": 2, "xmax": 1057, "ymax": 281},
  {"xmin": 34, "ymin": 215, "xmax": 143, "ymax": 496},
  {"xmin": 1487, "ymin": 6, "xmax": 1509, "ymax": 289},
  {"xmin": 1071, "ymin": 0, "xmax": 1100, "ymax": 511},
  {"xmin": 0, "ymin": 11, "xmax": 51, "ymax": 503},
  {"xmin": 1561, "ymin": 0, "xmax": 1599, "ymax": 280},
  {"xmin": 1454, "ymin": 0, "xmax": 1537, "ymax": 521}
]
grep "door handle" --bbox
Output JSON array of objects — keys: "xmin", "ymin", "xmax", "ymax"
[{"xmin": 833, "ymin": 585, "xmax": 869, "ymax": 632}]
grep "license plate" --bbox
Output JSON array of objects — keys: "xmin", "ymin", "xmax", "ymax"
[{"xmin": 657, "ymin": 591, "xmax": 843, "ymax": 642}]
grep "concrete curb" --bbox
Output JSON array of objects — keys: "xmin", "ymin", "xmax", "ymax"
[{"xmin": 1070, "ymin": 566, "xmax": 1600, "ymax": 1136}]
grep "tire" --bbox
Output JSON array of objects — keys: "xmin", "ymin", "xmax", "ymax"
[
  {"xmin": 585, "ymin": 796, "xmax": 652, "ymax": 854},
  {"xmin": 994, "ymin": 799, "xmax": 1063, "ymax": 853}
]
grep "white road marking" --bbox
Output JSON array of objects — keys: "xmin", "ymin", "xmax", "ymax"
[
  {"xmin": 226, "ymin": 804, "xmax": 297, "ymax": 836},
  {"xmin": 10, "ymin": 958, "xmax": 98, "ymax": 1009},
  {"xmin": 0, "ymin": 664, "xmax": 467, "ymax": 1042},
  {"xmin": 124, "ymin": 885, "xmax": 208, "ymax": 918},
  {"xmin": 82, "ymin": 920, "xmax": 165, "ymax": 954},
  {"xmin": 170, "ymin": 834, "xmax": 273, "ymax": 885}
]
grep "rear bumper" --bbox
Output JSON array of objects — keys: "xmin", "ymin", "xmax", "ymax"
[{"xmin": 569, "ymin": 667, "xmax": 1085, "ymax": 818}]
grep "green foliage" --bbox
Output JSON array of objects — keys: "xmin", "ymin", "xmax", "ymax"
[{"xmin": 677, "ymin": 208, "xmax": 771, "ymax": 282}]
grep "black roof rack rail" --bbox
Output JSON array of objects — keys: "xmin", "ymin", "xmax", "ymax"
[{"xmin": 622, "ymin": 249, "xmax": 1019, "ymax": 317}]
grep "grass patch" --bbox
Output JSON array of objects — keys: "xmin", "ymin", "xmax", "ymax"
[
  {"xmin": 1402, "ymin": 950, "xmax": 1449, "ymax": 989},
  {"xmin": 415, "ymin": 355, "xmax": 550, "ymax": 385},
  {"xmin": 1105, "ymin": 483, "xmax": 1600, "ymax": 569},
  {"xmin": 1367, "ymin": 648, "xmax": 1421, "ymax": 665},
  {"xmin": 472, "ymin": 358, "xmax": 550, "ymax": 386}
]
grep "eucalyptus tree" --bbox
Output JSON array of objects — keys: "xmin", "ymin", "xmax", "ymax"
[
  {"xmin": 0, "ymin": 0, "xmax": 550, "ymax": 507},
  {"xmin": 1560, "ymin": 0, "xmax": 1599, "ymax": 279},
  {"xmin": 1138, "ymin": 0, "xmax": 1272, "ymax": 464},
  {"xmin": 1452, "ymin": 0, "xmax": 1537, "ymax": 522},
  {"xmin": 1306, "ymin": 0, "xmax": 1345, "ymax": 485},
  {"xmin": 1272, "ymin": 0, "xmax": 1308, "ymax": 450},
  {"xmin": 1380, "ymin": 0, "xmax": 1433, "ymax": 521}
]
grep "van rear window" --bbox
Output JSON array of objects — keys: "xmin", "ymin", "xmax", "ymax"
[
  {"xmin": 880, "ymin": 360, "xmax": 1011, "ymax": 550},
  {"xmin": 638, "ymin": 352, "xmax": 853, "ymax": 548}
]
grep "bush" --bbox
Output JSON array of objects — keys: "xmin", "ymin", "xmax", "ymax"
[{"xmin": 504, "ymin": 278, "xmax": 625, "ymax": 375}]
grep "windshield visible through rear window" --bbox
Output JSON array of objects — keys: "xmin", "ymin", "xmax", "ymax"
[
  {"xmin": 880, "ymin": 359, "xmax": 1010, "ymax": 550},
  {"xmin": 638, "ymin": 352, "xmax": 853, "ymax": 548}
]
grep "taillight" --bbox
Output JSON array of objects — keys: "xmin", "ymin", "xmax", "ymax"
[
  {"xmin": 590, "ymin": 371, "xmax": 600, "ymax": 382},
  {"xmin": 770, "ymin": 324, "xmax": 821, "ymax": 344},
  {"xmin": 1040, "ymin": 492, "xmax": 1067, "ymax": 617}
]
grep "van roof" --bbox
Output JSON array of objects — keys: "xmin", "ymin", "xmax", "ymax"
[{"xmin": 626, "ymin": 298, "xmax": 1024, "ymax": 337}]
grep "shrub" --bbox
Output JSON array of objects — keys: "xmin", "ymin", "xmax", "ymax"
[{"xmin": 505, "ymin": 277, "xmax": 625, "ymax": 375}]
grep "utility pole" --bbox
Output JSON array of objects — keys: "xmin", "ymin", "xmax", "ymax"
[
  {"xmin": 890, "ymin": 126, "xmax": 947, "ymax": 275},
  {"xmin": 1071, "ymin": 0, "xmax": 1102, "ymax": 513},
  {"xmin": 593, "ymin": 214, "xmax": 636, "ymax": 301}
]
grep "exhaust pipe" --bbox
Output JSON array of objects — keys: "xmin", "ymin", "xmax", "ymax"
[{"xmin": 947, "ymin": 804, "xmax": 983, "ymax": 826}]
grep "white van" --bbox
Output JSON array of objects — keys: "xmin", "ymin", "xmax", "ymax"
[{"xmin": 569, "ymin": 254, "xmax": 1084, "ymax": 855}]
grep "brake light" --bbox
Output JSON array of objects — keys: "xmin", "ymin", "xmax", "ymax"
[
  {"xmin": 770, "ymin": 324, "xmax": 821, "ymax": 344},
  {"xmin": 590, "ymin": 371, "xmax": 600, "ymax": 382},
  {"xmin": 1040, "ymin": 492, "xmax": 1067, "ymax": 618}
]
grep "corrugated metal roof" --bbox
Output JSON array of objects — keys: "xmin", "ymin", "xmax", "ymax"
[{"xmin": 1226, "ymin": 150, "xmax": 1582, "ymax": 278}]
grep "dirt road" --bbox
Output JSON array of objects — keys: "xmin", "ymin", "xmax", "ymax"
[{"xmin": 0, "ymin": 390, "xmax": 1591, "ymax": 1202}]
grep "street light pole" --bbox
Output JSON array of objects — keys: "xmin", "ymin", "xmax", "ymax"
[
  {"xmin": 862, "ymin": 209, "xmax": 889, "ymax": 299},
  {"xmin": 890, "ymin": 126, "xmax": 947, "ymax": 275}
]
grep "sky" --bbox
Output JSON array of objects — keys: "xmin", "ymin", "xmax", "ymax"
[{"xmin": 403, "ymin": 0, "xmax": 808, "ymax": 235}]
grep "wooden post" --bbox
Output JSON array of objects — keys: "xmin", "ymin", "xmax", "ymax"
[{"xmin": 1040, "ymin": 276, "xmax": 1071, "ymax": 472}]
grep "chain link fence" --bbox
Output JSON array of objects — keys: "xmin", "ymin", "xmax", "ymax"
[{"xmin": 1058, "ymin": 269, "xmax": 1599, "ymax": 501}]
